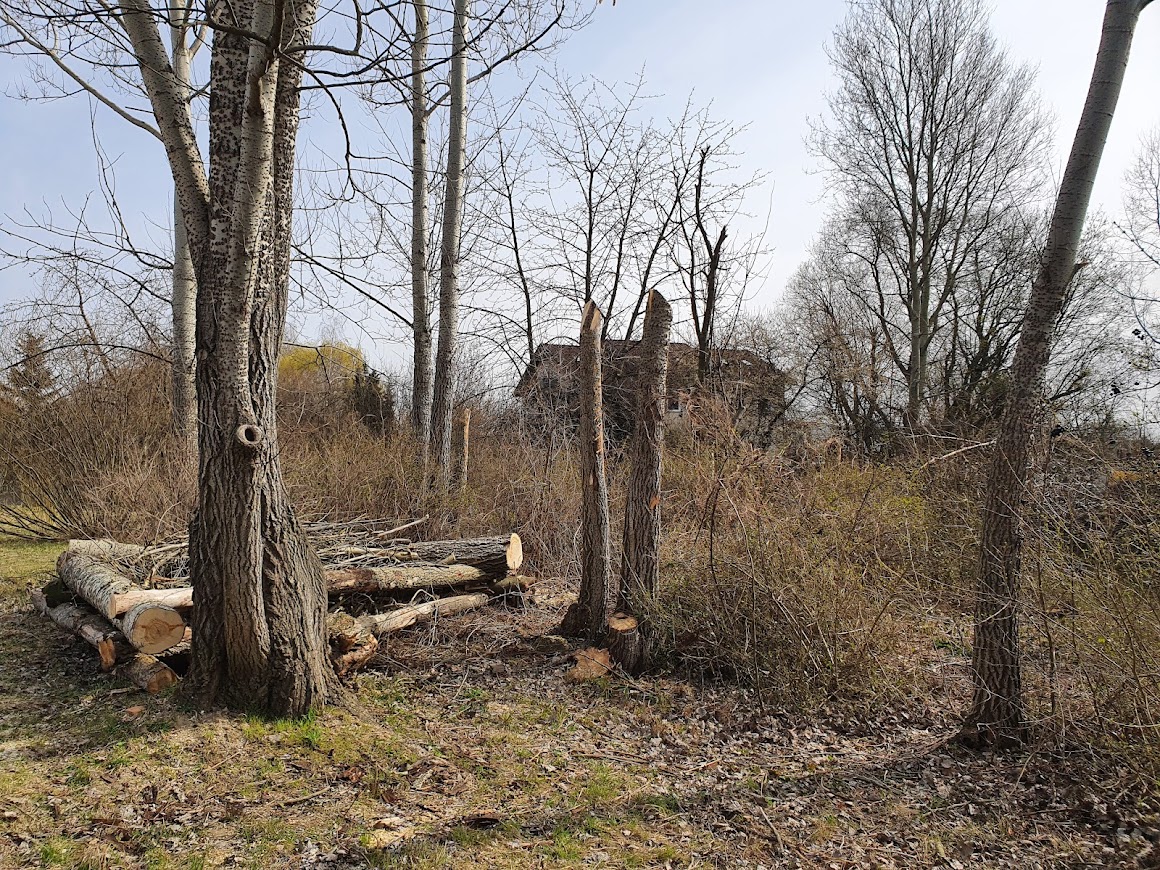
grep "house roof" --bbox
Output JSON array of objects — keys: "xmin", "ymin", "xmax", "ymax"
[{"xmin": 514, "ymin": 340, "xmax": 783, "ymax": 398}]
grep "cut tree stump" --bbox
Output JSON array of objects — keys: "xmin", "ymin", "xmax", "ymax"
[
  {"xmin": 326, "ymin": 563, "xmax": 496, "ymax": 596},
  {"xmin": 118, "ymin": 602, "xmax": 187, "ymax": 655},
  {"xmin": 57, "ymin": 551, "xmax": 193, "ymax": 619},
  {"xmin": 606, "ymin": 612, "xmax": 645, "ymax": 676},
  {"xmin": 355, "ymin": 592, "xmax": 490, "ymax": 636},
  {"xmin": 561, "ymin": 300, "xmax": 612, "ymax": 641},
  {"xmin": 31, "ymin": 588, "xmax": 132, "ymax": 671}
]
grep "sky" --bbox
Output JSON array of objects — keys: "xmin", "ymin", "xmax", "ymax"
[{"xmin": 0, "ymin": 0, "xmax": 1158, "ymax": 361}]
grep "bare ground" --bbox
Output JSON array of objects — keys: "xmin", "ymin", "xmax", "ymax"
[{"xmin": 1, "ymin": 547, "xmax": 1158, "ymax": 869}]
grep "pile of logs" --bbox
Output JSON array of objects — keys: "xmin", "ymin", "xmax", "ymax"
[{"xmin": 31, "ymin": 524, "xmax": 528, "ymax": 693}]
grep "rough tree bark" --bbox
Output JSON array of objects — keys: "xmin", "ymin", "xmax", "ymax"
[
  {"xmin": 614, "ymin": 290, "xmax": 672, "ymax": 673},
  {"xmin": 121, "ymin": 0, "xmax": 338, "ymax": 715},
  {"xmin": 410, "ymin": 0, "xmax": 433, "ymax": 459},
  {"xmin": 962, "ymin": 0, "xmax": 1153, "ymax": 748},
  {"xmin": 429, "ymin": 0, "xmax": 470, "ymax": 486},
  {"xmin": 561, "ymin": 301, "xmax": 612, "ymax": 641}
]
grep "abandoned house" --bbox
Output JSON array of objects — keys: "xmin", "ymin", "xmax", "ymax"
[{"xmin": 514, "ymin": 340, "xmax": 789, "ymax": 445}]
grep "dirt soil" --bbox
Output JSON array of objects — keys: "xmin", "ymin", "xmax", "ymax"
[{"xmin": 2, "ymin": 546, "xmax": 1158, "ymax": 869}]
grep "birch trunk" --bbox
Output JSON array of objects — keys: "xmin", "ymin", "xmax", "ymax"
[
  {"xmin": 963, "ymin": 0, "xmax": 1153, "ymax": 747},
  {"xmin": 430, "ymin": 0, "xmax": 470, "ymax": 486},
  {"xmin": 410, "ymin": 0, "xmax": 433, "ymax": 458},
  {"xmin": 616, "ymin": 290, "xmax": 671, "ymax": 673},
  {"xmin": 561, "ymin": 301, "xmax": 612, "ymax": 642}
]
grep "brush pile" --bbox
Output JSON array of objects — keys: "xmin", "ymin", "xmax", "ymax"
[{"xmin": 30, "ymin": 518, "xmax": 529, "ymax": 693}]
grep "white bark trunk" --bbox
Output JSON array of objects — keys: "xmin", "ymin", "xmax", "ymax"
[
  {"xmin": 430, "ymin": 0, "xmax": 470, "ymax": 486},
  {"xmin": 169, "ymin": 5, "xmax": 197, "ymax": 442},
  {"xmin": 411, "ymin": 0, "xmax": 433, "ymax": 459}
]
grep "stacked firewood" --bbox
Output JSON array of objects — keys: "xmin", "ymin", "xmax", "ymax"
[{"xmin": 31, "ymin": 520, "xmax": 528, "ymax": 693}]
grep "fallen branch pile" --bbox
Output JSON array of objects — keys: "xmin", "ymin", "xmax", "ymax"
[{"xmin": 31, "ymin": 519, "xmax": 529, "ymax": 692}]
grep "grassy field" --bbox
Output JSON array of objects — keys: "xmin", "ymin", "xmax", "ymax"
[{"xmin": 2, "ymin": 535, "xmax": 1159, "ymax": 868}]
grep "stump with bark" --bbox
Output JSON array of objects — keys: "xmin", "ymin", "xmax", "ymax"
[
  {"xmin": 561, "ymin": 301, "xmax": 612, "ymax": 641},
  {"xmin": 614, "ymin": 290, "xmax": 672, "ymax": 674}
]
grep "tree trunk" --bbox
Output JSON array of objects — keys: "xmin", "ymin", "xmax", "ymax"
[
  {"xmin": 457, "ymin": 406, "xmax": 471, "ymax": 490},
  {"xmin": 410, "ymin": 0, "xmax": 433, "ymax": 459},
  {"xmin": 561, "ymin": 301, "xmax": 612, "ymax": 641},
  {"xmin": 168, "ymin": 6, "xmax": 196, "ymax": 444},
  {"xmin": 962, "ymin": 0, "xmax": 1153, "ymax": 748},
  {"xmin": 120, "ymin": 0, "xmax": 336, "ymax": 714},
  {"xmin": 171, "ymin": 195, "xmax": 197, "ymax": 442},
  {"xmin": 183, "ymin": 0, "xmax": 337, "ymax": 716},
  {"xmin": 615, "ymin": 290, "xmax": 671, "ymax": 673},
  {"xmin": 429, "ymin": 0, "xmax": 470, "ymax": 487}
]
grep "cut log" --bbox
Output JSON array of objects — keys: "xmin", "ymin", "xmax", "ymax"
[
  {"xmin": 121, "ymin": 655, "xmax": 178, "ymax": 693},
  {"xmin": 348, "ymin": 534, "xmax": 522, "ymax": 575},
  {"xmin": 31, "ymin": 588, "xmax": 133, "ymax": 671},
  {"xmin": 356, "ymin": 592, "xmax": 489, "ymax": 636},
  {"xmin": 326, "ymin": 612, "xmax": 380, "ymax": 676},
  {"xmin": 118, "ymin": 602, "xmax": 187, "ymax": 655},
  {"xmin": 57, "ymin": 551, "xmax": 192, "ymax": 619},
  {"xmin": 606, "ymin": 612, "xmax": 645, "ymax": 676},
  {"xmin": 326, "ymin": 563, "xmax": 493, "ymax": 596}
]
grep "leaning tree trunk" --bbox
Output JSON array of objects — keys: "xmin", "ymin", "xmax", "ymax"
[
  {"xmin": 429, "ymin": 0, "xmax": 469, "ymax": 487},
  {"xmin": 962, "ymin": 0, "xmax": 1153, "ymax": 748},
  {"xmin": 169, "ymin": 10, "xmax": 196, "ymax": 443},
  {"xmin": 614, "ymin": 290, "xmax": 672, "ymax": 674},
  {"xmin": 183, "ymin": 0, "xmax": 337, "ymax": 716},
  {"xmin": 410, "ymin": 0, "xmax": 433, "ymax": 460},
  {"xmin": 561, "ymin": 301, "xmax": 612, "ymax": 642}
]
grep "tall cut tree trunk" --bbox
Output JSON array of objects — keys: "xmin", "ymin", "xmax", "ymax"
[
  {"xmin": 561, "ymin": 301, "xmax": 612, "ymax": 642},
  {"xmin": 410, "ymin": 0, "xmax": 433, "ymax": 461},
  {"xmin": 962, "ymin": 0, "xmax": 1153, "ymax": 748},
  {"xmin": 185, "ymin": 0, "xmax": 337, "ymax": 716},
  {"xmin": 615, "ymin": 290, "xmax": 671, "ymax": 674},
  {"xmin": 429, "ymin": 0, "xmax": 469, "ymax": 488},
  {"xmin": 168, "ymin": 7, "xmax": 196, "ymax": 443}
]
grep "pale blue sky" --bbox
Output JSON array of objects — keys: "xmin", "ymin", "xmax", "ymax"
[{"xmin": 1, "ymin": 0, "xmax": 1157, "ymax": 359}]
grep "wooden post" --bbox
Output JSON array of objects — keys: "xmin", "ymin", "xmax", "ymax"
[
  {"xmin": 614, "ymin": 290, "xmax": 671, "ymax": 673},
  {"xmin": 561, "ymin": 301, "xmax": 612, "ymax": 641}
]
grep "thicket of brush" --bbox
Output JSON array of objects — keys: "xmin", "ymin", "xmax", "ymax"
[{"xmin": 2, "ymin": 358, "xmax": 1159, "ymax": 763}]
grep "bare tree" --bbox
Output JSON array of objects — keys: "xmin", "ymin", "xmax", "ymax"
[
  {"xmin": 963, "ymin": 0, "xmax": 1154, "ymax": 748},
  {"xmin": 430, "ymin": 0, "xmax": 470, "ymax": 487},
  {"xmin": 1, "ymin": 0, "xmax": 207, "ymax": 440},
  {"xmin": 118, "ymin": 0, "xmax": 341, "ymax": 714},
  {"xmin": 410, "ymin": 0, "xmax": 433, "ymax": 461},
  {"xmin": 813, "ymin": 0, "xmax": 1050, "ymax": 428}
]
